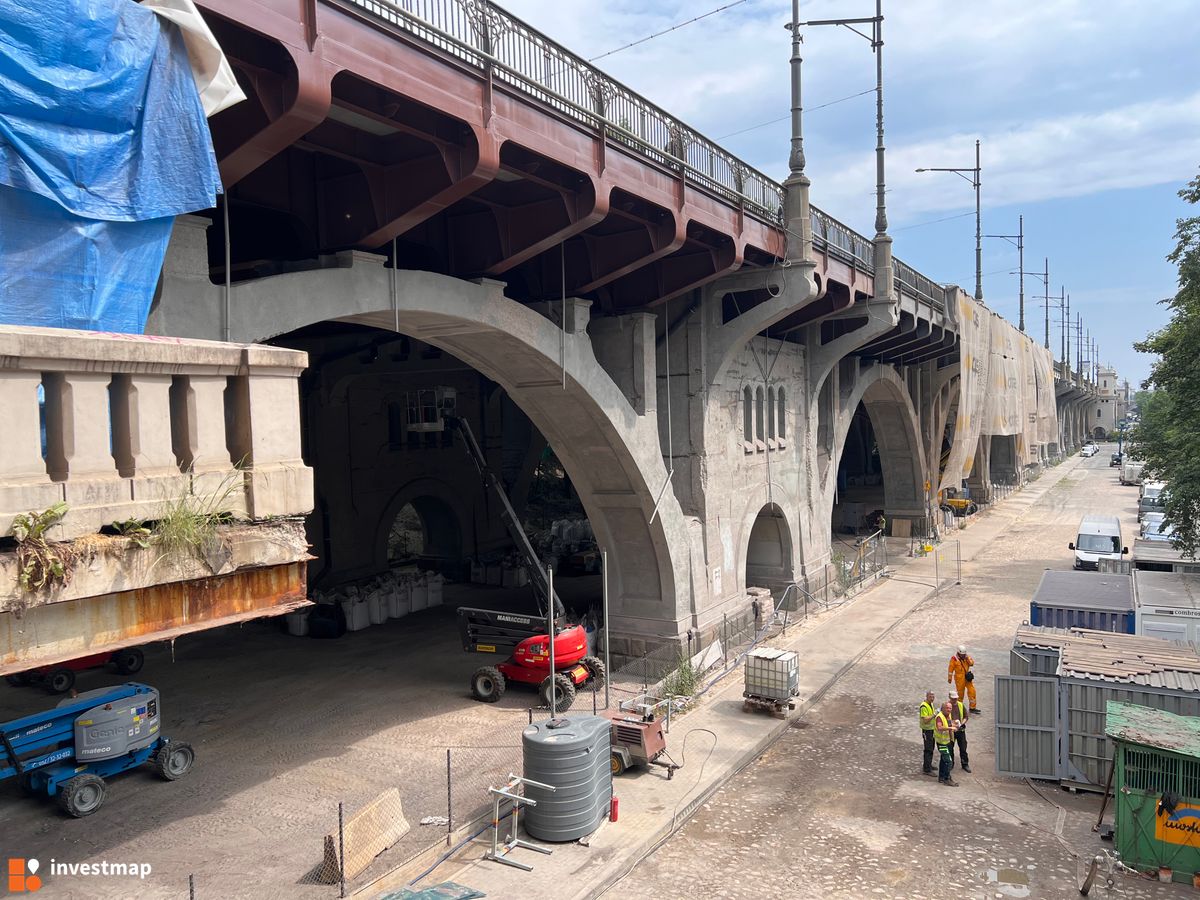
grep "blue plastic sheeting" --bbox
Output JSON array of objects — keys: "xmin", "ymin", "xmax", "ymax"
[
  {"xmin": 0, "ymin": 185, "xmax": 173, "ymax": 333},
  {"xmin": 0, "ymin": 0, "xmax": 221, "ymax": 332},
  {"xmin": 0, "ymin": 0, "xmax": 220, "ymax": 220}
]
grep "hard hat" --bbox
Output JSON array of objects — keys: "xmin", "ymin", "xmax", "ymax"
[
  {"xmin": 949, "ymin": 691, "xmax": 959, "ymax": 699},
  {"xmin": 957, "ymin": 644, "xmax": 966, "ymax": 654}
]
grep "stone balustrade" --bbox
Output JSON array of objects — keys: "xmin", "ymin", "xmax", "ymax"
[{"xmin": 0, "ymin": 325, "xmax": 313, "ymax": 541}]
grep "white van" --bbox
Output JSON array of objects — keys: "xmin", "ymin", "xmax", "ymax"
[{"xmin": 1069, "ymin": 515, "xmax": 1128, "ymax": 571}]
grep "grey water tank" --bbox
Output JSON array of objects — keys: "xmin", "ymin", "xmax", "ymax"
[{"xmin": 521, "ymin": 715, "xmax": 611, "ymax": 842}]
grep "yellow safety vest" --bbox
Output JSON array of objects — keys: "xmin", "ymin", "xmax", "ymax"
[
  {"xmin": 934, "ymin": 712, "xmax": 952, "ymax": 746},
  {"xmin": 952, "ymin": 700, "xmax": 967, "ymax": 724},
  {"xmin": 919, "ymin": 701, "xmax": 936, "ymax": 731}
]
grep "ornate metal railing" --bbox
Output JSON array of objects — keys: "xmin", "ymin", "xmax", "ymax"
[
  {"xmin": 811, "ymin": 208, "xmax": 873, "ymax": 270},
  {"xmin": 894, "ymin": 259, "xmax": 944, "ymax": 307},
  {"xmin": 341, "ymin": 0, "xmax": 947, "ymax": 311}
]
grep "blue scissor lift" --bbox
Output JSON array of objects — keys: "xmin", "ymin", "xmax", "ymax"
[{"xmin": 0, "ymin": 682, "xmax": 194, "ymax": 816}]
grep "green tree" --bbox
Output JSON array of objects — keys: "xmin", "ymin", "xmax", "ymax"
[{"xmin": 1130, "ymin": 170, "xmax": 1200, "ymax": 558}]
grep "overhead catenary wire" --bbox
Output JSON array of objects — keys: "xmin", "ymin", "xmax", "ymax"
[
  {"xmin": 717, "ymin": 87, "xmax": 878, "ymax": 140},
  {"xmin": 587, "ymin": 1, "xmax": 750, "ymax": 64}
]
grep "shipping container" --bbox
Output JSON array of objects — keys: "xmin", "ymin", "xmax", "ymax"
[
  {"xmin": 1135, "ymin": 570, "xmax": 1200, "ymax": 644},
  {"xmin": 1028, "ymin": 570, "xmax": 1134, "ymax": 633},
  {"xmin": 1132, "ymin": 539, "xmax": 1200, "ymax": 574},
  {"xmin": 997, "ymin": 626, "xmax": 1200, "ymax": 788}
]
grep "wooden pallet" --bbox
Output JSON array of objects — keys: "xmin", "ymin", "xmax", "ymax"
[{"xmin": 742, "ymin": 693, "xmax": 796, "ymax": 718}]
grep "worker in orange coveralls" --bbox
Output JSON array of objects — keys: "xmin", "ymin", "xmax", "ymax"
[{"xmin": 947, "ymin": 644, "xmax": 980, "ymax": 715}]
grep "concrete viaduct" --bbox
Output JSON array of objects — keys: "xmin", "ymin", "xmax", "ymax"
[{"xmin": 0, "ymin": 0, "xmax": 1099, "ymax": 669}]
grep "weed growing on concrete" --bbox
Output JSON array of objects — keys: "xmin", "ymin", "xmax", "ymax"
[
  {"xmin": 11, "ymin": 502, "xmax": 75, "ymax": 593},
  {"xmin": 152, "ymin": 471, "xmax": 241, "ymax": 565},
  {"xmin": 111, "ymin": 518, "xmax": 152, "ymax": 549},
  {"xmin": 662, "ymin": 652, "xmax": 698, "ymax": 699}
]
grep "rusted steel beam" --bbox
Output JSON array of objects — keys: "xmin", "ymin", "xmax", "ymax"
[{"xmin": 1, "ymin": 562, "xmax": 309, "ymax": 675}]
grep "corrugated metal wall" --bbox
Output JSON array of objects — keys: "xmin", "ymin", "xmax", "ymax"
[
  {"xmin": 1065, "ymin": 681, "xmax": 1200, "ymax": 786},
  {"xmin": 1010, "ymin": 649, "xmax": 1031, "ymax": 676},
  {"xmin": 1030, "ymin": 604, "xmax": 1134, "ymax": 633},
  {"xmin": 994, "ymin": 675, "xmax": 1060, "ymax": 779}
]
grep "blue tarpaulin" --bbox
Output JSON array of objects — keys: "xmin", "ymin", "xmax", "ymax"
[{"xmin": 0, "ymin": 0, "xmax": 222, "ymax": 332}]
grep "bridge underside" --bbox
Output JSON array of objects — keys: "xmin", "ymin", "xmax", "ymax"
[{"xmin": 198, "ymin": 0, "xmax": 782, "ymax": 318}]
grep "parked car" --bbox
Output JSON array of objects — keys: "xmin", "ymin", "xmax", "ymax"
[
  {"xmin": 1110, "ymin": 452, "xmax": 1123, "ymax": 467},
  {"xmin": 1138, "ymin": 481, "xmax": 1166, "ymax": 522},
  {"xmin": 1140, "ymin": 512, "xmax": 1166, "ymax": 539},
  {"xmin": 1141, "ymin": 518, "xmax": 1176, "ymax": 542},
  {"xmin": 4, "ymin": 647, "xmax": 144, "ymax": 694},
  {"xmin": 1081, "ymin": 444, "xmax": 1098, "ymax": 458}
]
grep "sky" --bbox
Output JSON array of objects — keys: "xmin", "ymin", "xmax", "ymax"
[{"xmin": 498, "ymin": 0, "xmax": 1200, "ymax": 387}]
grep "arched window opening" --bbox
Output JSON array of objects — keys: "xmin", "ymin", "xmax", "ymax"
[
  {"xmin": 767, "ymin": 387, "xmax": 776, "ymax": 439},
  {"xmin": 777, "ymin": 388, "xmax": 786, "ymax": 440},
  {"xmin": 387, "ymin": 503, "xmax": 424, "ymax": 563},
  {"xmin": 755, "ymin": 387, "xmax": 764, "ymax": 441},
  {"xmin": 743, "ymin": 386, "xmax": 753, "ymax": 441}
]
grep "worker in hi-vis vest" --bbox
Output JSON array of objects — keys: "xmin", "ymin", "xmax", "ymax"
[
  {"xmin": 947, "ymin": 690, "xmax": 971, "ymax": 773},
  {"xmin": 934, "ymin": 702, "xmax": 958, "ymax": 786},
  {"xmin": 948, "ymin": 644, "xmax": 980, "ymax": 714},
  {"xmin": 919, "ymin": 690, "xmax": 938, "ymax": 776}
]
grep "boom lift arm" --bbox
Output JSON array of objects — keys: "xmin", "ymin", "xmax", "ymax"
[{"xmin": 444, "ymin": 415, "xmax": 564, "ymax": 618}]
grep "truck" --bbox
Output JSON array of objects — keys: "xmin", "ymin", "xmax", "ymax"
[{"xmin": 1120, "ymin": 460, "xmax": 1145, "ymax": 486}]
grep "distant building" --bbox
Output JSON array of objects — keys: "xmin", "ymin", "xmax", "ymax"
[{"xmin": 1093, "ymin": 366, "xmax": 1128, "ymax": 439}]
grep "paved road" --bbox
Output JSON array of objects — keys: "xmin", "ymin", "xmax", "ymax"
[{"xmin": 614, "ymin": 450, "xmax": 1179, "ymax": 900}]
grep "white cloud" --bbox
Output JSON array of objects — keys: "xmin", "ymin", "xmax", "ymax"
[{"xmin": 812, "ymin": 91, "xmax": 1200, "ymax": 229}]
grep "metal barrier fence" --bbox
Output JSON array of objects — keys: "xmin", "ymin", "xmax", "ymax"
[
  {"xmin": 608, "ymin": 593, "xmax": 794, "ymax": 704},
  {"xmin": 342, "ymin": 0, "xmax": 947, "ymax": 308}
]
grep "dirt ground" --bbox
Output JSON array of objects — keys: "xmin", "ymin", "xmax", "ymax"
[
  {"xmin": 612, "ymin": 448, "xmax": 1189, "ymax": 900},
  {"xmin": 0, "ymin": 576, "xmax": 603, "ymax": 899}
]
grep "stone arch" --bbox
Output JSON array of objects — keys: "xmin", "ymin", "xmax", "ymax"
[
  {"xmin": 741, "ymin": 499, "xmax": 795, "ymax": 592},
  {"xmin": 830, "ymin": 365, "xmax": 929, "ymax": 523},
  {"xmin": 227, "ymin": 261, "xmax": 690, "ymax": 639},
  {"xmin": 376, "ymin": 478, "xmax": 469, "ymax": 570}
]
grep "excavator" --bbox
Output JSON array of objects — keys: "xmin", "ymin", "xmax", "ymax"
[{"xmin": 444, "ymin": 415, "xmax": 604, "ymax": 711}]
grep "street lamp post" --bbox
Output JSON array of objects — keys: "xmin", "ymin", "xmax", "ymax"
[
  {"xmin": 916, "ymin": 139, "xmax": 982, "ymax": 300},
  {"xmin": 797, "ymin": 1, "xmax": 890, "ymax": 277},
  {"xmin": 1015, "ymin": 258, "xmax": 1050, "ymax": 347},
  {"xmin": 984, "ymin": 215, "xmax": 1024, "ymax": 331}
]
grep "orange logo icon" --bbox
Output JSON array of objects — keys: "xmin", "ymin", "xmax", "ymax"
[{"xmin": 8, "ymin": 858, "xmax": 42, "ymax": 893}]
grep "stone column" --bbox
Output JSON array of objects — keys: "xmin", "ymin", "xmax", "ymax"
[
  {"xmin": 239, "ymin": 346, "xmax": 314, "ymax": 519},
  {"xmin": 0, "ymin": 371, "xmax": 63, "ymax": 537},
  {"xmin": 43, "ymin": 372, "xmax": 131, "ymax": 535},
  {"xmin": 171, "ymin": 374, "xmax": 242, "ymax": 514},
  {"xmin": 111, "ymin": 374, "xmax": 191, "ymax": 510}
]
